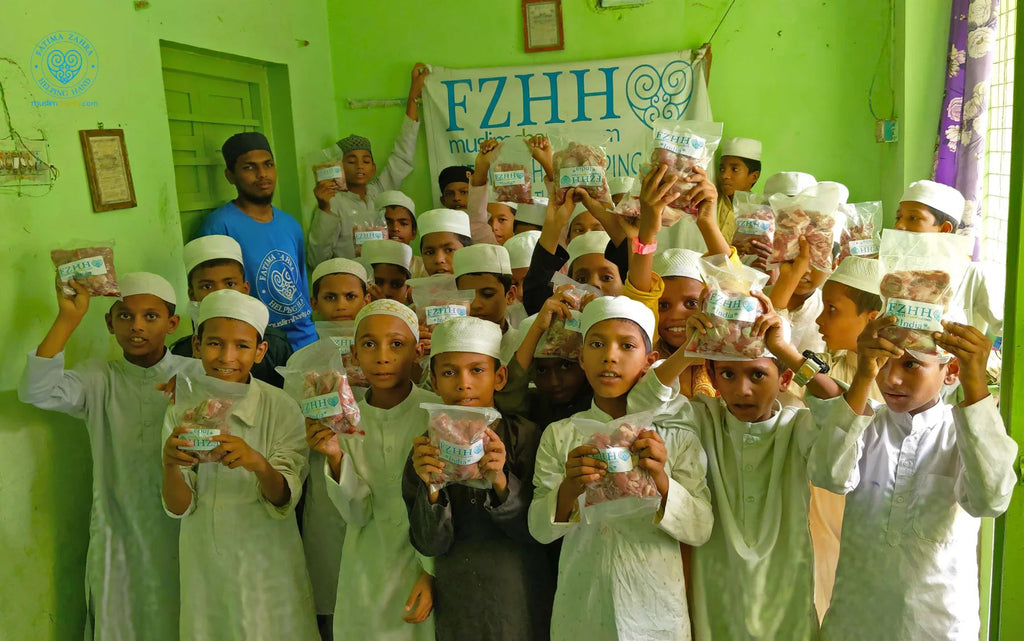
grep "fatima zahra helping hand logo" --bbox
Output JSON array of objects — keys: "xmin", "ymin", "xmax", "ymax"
[
  {"xmin": 31, "ymin": 31, "xmax": 98, "ymax": 100},
  {"xmin": 625, "ymin": 59, "xmax": 694, "ymax": 130}
]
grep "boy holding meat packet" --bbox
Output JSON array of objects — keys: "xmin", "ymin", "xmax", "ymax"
[
  {"xmin": 161, "ymin": 289, "xmax": 317, "ymax": 639},
  {"xmin": 646, "ymin": 257, "xmax": 875, "ymax": 640},
  {"xmin": 529, "ymin": 296, "xmax": 713, "ymax": 641},
  {"xmin": 404, "ymin": 316, "xmax": 553, "ymax": 641}
]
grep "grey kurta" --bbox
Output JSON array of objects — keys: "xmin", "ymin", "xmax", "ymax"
[
  {"xmin": 403, "ymin": 414, "xmax": 554, "ymax": 641},
  {"xmin": 18, "ymin": 348, "xmax": 192, "ymax": 641}
]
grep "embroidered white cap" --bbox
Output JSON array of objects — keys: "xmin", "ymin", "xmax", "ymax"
[
  {"xmin": 311, "ymin": 257, "xmax": 368, "ymax": 286},
  {"xmin": 361, "ymin": 239, "xmax": 412, "ymax": 273},
  {"xmin": 763, "ymin": 172, "xmax": 817, "ymax": 197},
  {"xmin": 566, "ymin": 231, "xmax": 612, "ymax": 270},
  {"xmin": 504, "ymin": 231, "xmax": 541, "ymax": 270},
  {"xmin": 375, "ymin": 190, "xmax": 416, "ymax": 216},
  {"xmin": 827, "ymin": 256, "xmax": 883, "ymax": 296},
  {"xmin": 720, "ymin": 137, "xmax": 763, "ymax": 161},
  {"xmin": 417, "ymin": 208, "xmax": 472, "ymax": 239},
  {"xmin": 354, "ymin": 298, "xmax": 419, "ymax": 341},
  {"xmin": 182, "ymin": 235, "xmax": 244, "ymax": 278},
  {"xmin": 581, "ymin": 295, "xmax": 656, "ymax": 346},
  {"xmin": 607, "ymin": 176, "xmax": 636, "ymax": 196},
  {"xmin": 119, "ymin": 272, "xmax": 177, "ymax": 306},
  {"xmin": 900, "ymin": 180, "xmax": 966, "ymax": 224},
  {"xmin": 429, "ymin": 316, "xmax": 503, "ymax": 360},
  {"xmin": 653, "ymin": 248, "xmax": 704, "ymax": 281},
  {"xmin": 515, "ymin": 198, "xmax": 548, "ymax": 227},
  {"xmin": 453, "ymin": 243, "xmax": 512, "ymax": 279},
  {"xmin": 489, "ymin": 201, "xmax": 519, "ymax": 212},
  {"xmin": 815, "ymin": 181, "xmax": 850, "ymax": 205},
  {"xmin": 197, "ymin": 289, "xmax": 268, "ymax": 336},
  {"xmin": 569, "ymin": 202, "xmax": 590, "ymax": 225}
]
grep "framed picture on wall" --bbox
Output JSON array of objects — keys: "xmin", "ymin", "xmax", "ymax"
[
  {"xmin": 79, "ymin": 129, "xmax": 137, "ymax": 212},
  {"xmin": 522, "ymin": 0, "xmax": 564, "ymax": 53}
]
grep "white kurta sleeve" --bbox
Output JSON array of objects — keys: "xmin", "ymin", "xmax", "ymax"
[
  {"xmin": 259, "ymin": 405, "xmax": 309, "ymax": 518},
  {"xmin": 626, "ymin": 366, "xmax": 680, "ymax": 416},
  {"xmin": 654, "ymin": 428, "xmax": 713, "ymax": 545},
  {"xmin": 324, "ymin": 453, "xmax": 373, "ymax": 528},
  {"xmin": 804, "ymin": 392, "xmax": 873, "ymax": 493},
  {"xmin": 306, "ymin": 207, "xmax": 345, "ymax": 269},
  {"xmin": 161, "ymin": 409, "xmax": 197, "ymax": 519},
  {"xmin": 467, "ymin": 184, "xmax": 498, "ymax": 245},
  {"xmin": 18, "ymin": 350, "xmax": 90, "ymax": 419},
  {"xmin": 952, "ymin": 396, "xmax": 1018, "ymax": 517},
  {"xmin": 375, "ymin": 116, "xmax": 420, "ymax": 191},
  {"xmin": 528, "ymin": 421, "xmax": 576, "ymax": 544}
]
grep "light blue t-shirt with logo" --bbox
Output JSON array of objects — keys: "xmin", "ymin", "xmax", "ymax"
[{"xmin": 196, "ymin": 201, "xmax": 317, "ymax": 350}]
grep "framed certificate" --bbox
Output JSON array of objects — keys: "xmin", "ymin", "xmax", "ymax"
[
  {"xmin": 522, "ymin": 0, "xmax": 564, "ymax": 53},
  {"xmin": 79, "ymin": 128, "xmax": 137, "ymax": 212}
]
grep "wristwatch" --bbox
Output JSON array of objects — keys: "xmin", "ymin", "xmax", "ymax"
[
  {"xmin": 632, "ymin": 237, "xmax": 658, "ymax": 255},
  {"xmin": 792, "ymin": 350, "xmax": 830, "ymax": 387}
]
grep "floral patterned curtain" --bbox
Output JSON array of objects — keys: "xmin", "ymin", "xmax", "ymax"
[{"xmin": 933, "ymin": 0, "xmax": 999, "ymax": 255}]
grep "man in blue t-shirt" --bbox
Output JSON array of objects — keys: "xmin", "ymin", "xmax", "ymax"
[{"xmin": 195, "ymin": 132, "xmax": 317, "ymax": 350}]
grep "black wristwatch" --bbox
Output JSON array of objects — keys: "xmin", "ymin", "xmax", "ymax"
[{"xmin": 793, "ymin": 350, "xmax": 830, "ymax": 386}]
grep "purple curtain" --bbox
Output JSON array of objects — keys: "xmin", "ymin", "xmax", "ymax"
[{"xmin": 933, "ymin": 0, "xmax": 999, "ymax": 257}]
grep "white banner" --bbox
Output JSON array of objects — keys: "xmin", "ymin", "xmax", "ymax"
[{"xmin": 422, "ymin": 50, "xmax": 712, "ymax": 203}]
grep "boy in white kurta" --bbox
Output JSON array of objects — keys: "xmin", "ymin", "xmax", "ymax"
[
  {"xmin": 529, "ymin": 297, "xmax": 714, "ymax": 641},
  {"xmin": 162, "ymin": 289, "xmax": 317, "ymax": 640},
  {"xmin": 813, "ymin": 316, "xmax": 1017, "ymax": 641},
  {"xmin": 655, "ymin": 291, "xmax": 870, "ymax": 641},
  {"xmin": 18, "ymin": 272, "xmax": 190, "ymax": 641},
  {"xmin": 306, "ymin": 299, "xmax": 438, "ymax": 641}
]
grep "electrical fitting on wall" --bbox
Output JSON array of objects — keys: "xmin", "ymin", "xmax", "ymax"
[{"xmin": 599, "ymin": 0, "xmax": 649, "ymax": 7}]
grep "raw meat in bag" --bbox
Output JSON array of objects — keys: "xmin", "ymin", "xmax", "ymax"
[
  {"xmin": 312, "ymin": 147, "xmax": 347, "ymax": 191},
  {"xmin": 315, "ymin": 320, "xmax": 368, "ymax": 388},
  {"xmin": 731, "ymin": 191, "xmax": 775, "ymax": 265},
  {"xmin": 684, "ymin": 254, "xmax": 771, "ymax": 361},
  {"xmin": 421, "ymin": 403, "xmax": 501, "ymax": 491},
  {"xmin": 643, "ymin": 119, "xmax": 723, "ymax": 214},
  {"xmin": 408, "ymin": 274, "xmax": 475, "ymax": 327},
  {"xmin": 174, "ymin": 373, "xmax": 252, "ymax": 463},
  {"xmin": 51, "ymin": 244, "xmax": 120, "ymax": 297},
  {"xmin": 837, "ymin": 201, "xmax": 883, "ymax": 263},
  {"xmin": 768, "ymin": 184, "xmax": 841, "ymax": 272},
  {"xmin": 278, "ymin": 338, "xmax": 362, "ymax": 435},
  {"xmin": 489, "ymin": 137, "xmax": 534, "ymax": 204},
  {"xmin": 552, "ymin": 134, "xmax": 612, "ymax": 202}
]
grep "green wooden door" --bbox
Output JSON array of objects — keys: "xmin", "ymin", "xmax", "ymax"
[{"xmin": 160, "ymin": 47, "xmax": 275, "ymax": 241}]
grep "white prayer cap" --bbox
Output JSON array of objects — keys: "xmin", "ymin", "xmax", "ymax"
[
  {"xmin": 505, "ymin": 231, "xmax": 541, "ymax": 270},
  {"xmin": 653, "ymin": 248, "xmax": 703, "ymax": 281},
  {"xmin": 607, "ymin": 176, "xmax": 636, "ymax": 195},
  {"xmin": 900, "ymin": 180, "xmax": 965, "ymax": 224},
  {"xmin": 816, "ymin": 181, "xmax": 849, "ymax": 205},
  {"xmin": 454, "ymin": 243, "xmax": 512, "ymax": 279},
  {"xmin": 489, "ymin": 201, "xmax": 519, "ymax": 212},
  {"xmin": 375, "ymin": 190, "xmax": 416, "ymax": 216},
  {"xmin": 569, "ymin": 202, "xmax": 590, "ymax": 224},
  {"xmin": 764, "ymin": 172, "xmax": 817, "ymax": 197},
  {"xmin": 311, "ymin": 257, "xmax": 368, "ymax": 287},
  {"xmin": 581, "ymin": 295, "xmax": 655, "ymax": 346},
  {"xmin": 827, "ymin": 256, "xmax": 882, "ymax": 296},
  {"xmin": 567, "ymin": 231, "xmax": 612, "ymax": 270},
  {"xmin": 361, "ymin": 239, "xmax": 412, "ymax": 273},
  {"xmin": 183, "ymin": 235, "xmax": 244, "ymax": 277},
  {"xmin": 429, "ymin": 316, "xmax": 502, "ymax": 360},
  {"xmin": 417, "ymin": 208, "xmax": 471, "ymax": 239},
  {"xmin": 197, "ymin": 289, "xmax": 268, "ymax": 336},
  {"xmin": 515, "ymin": 198, "xmax": 548, "ymax": 227},
  {"xmin": 119, "ymin": 272, "xmax": 177, "ymax": 306},
  {"xmin": 720, "ymin": 137, "xmax": 762, "ymax": 161},
  {"xmin": 354, "ymin": 298, "xmax": 419, "ymax": 341}
]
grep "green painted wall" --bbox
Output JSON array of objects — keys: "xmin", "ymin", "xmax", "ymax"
[
  {"xmin": 328, "ymin": 0, "xmax": 891, "ymax": 208},
  {"xmin": 0, "ymin": 1, "xmax": 338, "ymax": 638}
]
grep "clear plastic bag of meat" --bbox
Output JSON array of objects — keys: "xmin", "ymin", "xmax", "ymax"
[
  {"xmin": 420, "ymin": 402, "xmax": 502, "ymax": 491},
  {"xmin": 311, "ymin": 147, "xmax": 347, "ymax": 191},
  {"xmin": 551, "ymin": 133, "xmax": 613, "ymax": 202},
  {"xmin": 732, "ymin": 191, "xmax": 775, "ymax": 265},
  {"xmin": 173, "ymin": 373, "xmax": 252, "ymax": 463},
  {"xmin": 573, "ymin": 410, "xmax": 661, "ymax": 524},
  {"xmin": 684, "ymin": 254, "xmax": 772, "ymax": 361},
  {"xmin": 877, "ymin": 230, "xmax": 973, "ymax": 361},
  {"xmin": 534, "ymin": 310, "xmax": 583, "ymax": 360},
  {"xmin": 489, "ymin": 137, "xmax": 534, "ymax": 204},
  {"xmin": 641, "ymin": 119, "xmax": 723, "ymax": 216},
  {"xmin": 550, "ymin": 272, "xmax": 602, "ymax": 310},
  {"xmin": 408, "ymin": 274, "xmax": 475, "ymax": 327},
  {"xmin": 837, "ymin": 201, "xmax": 883, "ymax": 264},
  {"xmin": 352, "ymin": 214, "xmax": 388, "ymax": 258},
  {"xmin": 278, "ymin": 338, "xmax": 363, "ymax": 435},
  {"xmin": 315, "ymin": 320, "xmax": 369, "ymax": 389},
  {"xmin": 611, "ymin": 195, "xmax": 641, "ymax": 221},
  {"xmin": 767, "ymin": 184, "xmax": 841, "ymax": 273},
  {"xmin": 50, "ymin": 242, "xmax": 120, "ymax": 297}
]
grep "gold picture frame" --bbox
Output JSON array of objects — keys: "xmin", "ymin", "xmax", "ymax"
[{"xmin": 79, "ymin": 128, "xmax": 137, "ymax": 212}]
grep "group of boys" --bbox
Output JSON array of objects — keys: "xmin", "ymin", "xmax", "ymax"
[{"xmin": 20, "ymin": 66, "xmax": 1019, "ymax": 641}]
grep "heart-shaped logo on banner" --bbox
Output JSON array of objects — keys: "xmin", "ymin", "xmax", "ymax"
[
  {"xmin": 47, "ymin": 49, "xmax": 83, "ymax": 85},
  {"xmin": 625, "ymin": 60, "xmax": 695, "ymax": 130}
]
